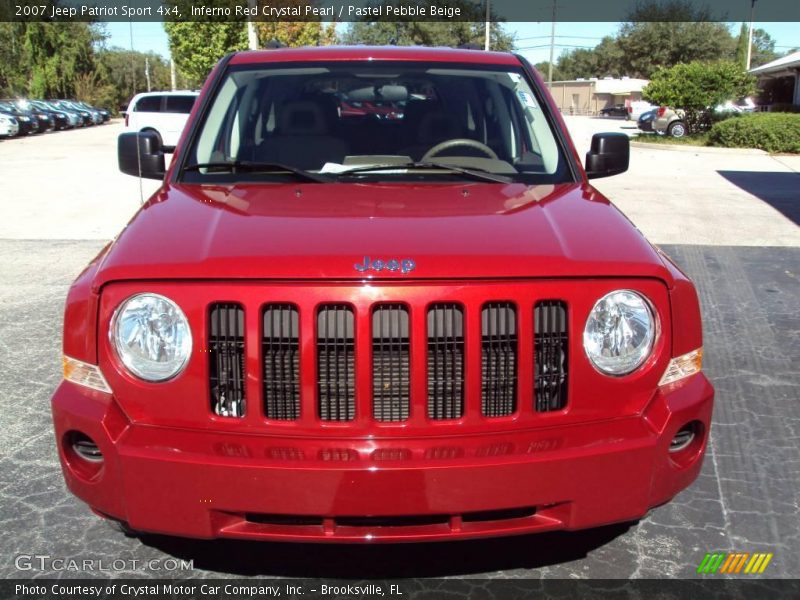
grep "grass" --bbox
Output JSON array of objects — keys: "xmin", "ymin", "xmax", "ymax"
[{"xmin": 633, "ymin": 132, "xmax": 711, "ymax": 147}]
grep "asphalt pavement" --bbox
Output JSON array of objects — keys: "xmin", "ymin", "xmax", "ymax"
[{"xmin": 0, "ymin": 119, "xmax": 798, "ymax": 580}]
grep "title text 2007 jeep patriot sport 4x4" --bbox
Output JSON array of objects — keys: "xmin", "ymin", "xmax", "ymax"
[{"xmin": 52, "ymin": 46, "xmax": 713, "ymax": 543}]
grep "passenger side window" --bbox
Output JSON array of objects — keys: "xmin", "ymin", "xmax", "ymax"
[
  {"xmin": 166, "ymin": 96, "xmax": 196, "ymax": 114},
  {"xmin": 134, "ymin": 96, "xmax": 162, "ymax": 112}
]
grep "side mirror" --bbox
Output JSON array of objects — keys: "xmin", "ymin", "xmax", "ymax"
[
  {"xmin": 118, "ymin": 131, "xmax": 165, "ymax": 180},
  {"xmin": 584, "ymin": 133, "xmax": 629, "ymax": 179}
]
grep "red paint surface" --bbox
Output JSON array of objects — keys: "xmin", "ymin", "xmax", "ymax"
[{"xmin": 52, "ymin": 47, "xmax": 713, "ymax": 541}]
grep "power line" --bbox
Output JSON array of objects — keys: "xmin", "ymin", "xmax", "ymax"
[
  {"xmin": 517, "ymin": 44, "xmax": 597, "ymax": 50},
  {"xmin": 516, "ymin": 35, "xmax": 604, "ymax": 41}
]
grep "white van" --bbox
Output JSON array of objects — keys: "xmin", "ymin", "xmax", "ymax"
[{"xmin": 124, "ymin": 91, "xmax": 198, "ymax": 150}]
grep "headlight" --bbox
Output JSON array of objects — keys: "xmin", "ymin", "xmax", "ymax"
[
  {"xmin": 583, "ymin": 290, "xmax": 656, "ymax": 375},
  {"xmin": 111, "ymin": 293, "xmax": 192, "ymax": 381}
]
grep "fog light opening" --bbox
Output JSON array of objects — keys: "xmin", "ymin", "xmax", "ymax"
[
  {"xmin": 63, "ymin": 431, "xmax": 104, "ymax": 482},
  {"xmin": 670, "ymin": 428, "xmax": 694, "ymax": 452},
  {"xmin": 669, "ymin": 421, "xmax": 704, "ymax": 460},
  {"xmin": 72, "ymin": 433, "xmax": 104, "ymax": 462}
]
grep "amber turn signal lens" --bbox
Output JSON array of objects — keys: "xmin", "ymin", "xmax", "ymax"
[
  {"xmin": 63, "ymin": 355, "xmax": 112, "ymax": 394},
  {"xmin": 659, "ymin": 348, "xmax": 703, "ymax": 387}
]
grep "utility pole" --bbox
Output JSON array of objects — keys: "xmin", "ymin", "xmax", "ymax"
[
  {"xmin": 548, "ymin": 0, "xmax": 556, "ymax": 85},
  {"xmin": 484, "ymin": 0, "xmax": 490, "ymax": 51},
  {"xmin": 170, "ymin": 58, "xmax": 177, "ymax": 91},
  {"xmin": 247, "ymin": 0, "xmax": 259, "ymax": 50},
  {"xmin": 144, "ymin": 57, "xmax": 151, "ymax": 92},
  {"xmin": 128, "ymin": 21, "xmax": 136, "ymax": 96},
  {"xmin": 746, "ymin": 0, "xmax": 757, "ymax": 70}
]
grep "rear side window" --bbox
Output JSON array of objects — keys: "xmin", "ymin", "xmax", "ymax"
[
  {"xmin": 134, "ymin": 96, "xmax": 162, "ymax": 112},
  {"xmin": 165, "ymin": 96, "xmax": 196, "ymax": 114}
]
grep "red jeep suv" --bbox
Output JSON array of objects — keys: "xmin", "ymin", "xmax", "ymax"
[{"xmin": 51, "ymin": 46, "xmax": 713, "ymax": 543}]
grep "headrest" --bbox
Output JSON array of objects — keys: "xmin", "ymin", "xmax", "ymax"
[
  {"xmin": 417, "ymin": 112, "xmax": 462, "ymax": 144},
  {"xmin": 278, "ymin": 101, "xmax": 329, "ymax": 135}
]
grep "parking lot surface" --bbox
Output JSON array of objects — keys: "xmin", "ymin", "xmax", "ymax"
[{"xmin": 0, "ymin": 120, "xmax": 798, "ymax": 579}]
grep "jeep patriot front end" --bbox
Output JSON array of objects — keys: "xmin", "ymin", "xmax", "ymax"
[{"xmin": 52, "ymin": 46, "xmax": 713, "ymax": 542}]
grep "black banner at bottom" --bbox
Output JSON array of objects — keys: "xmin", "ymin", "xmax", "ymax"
[{"xmin": 3, "ymin": 579, "xmax": 800, "ymax": 600}]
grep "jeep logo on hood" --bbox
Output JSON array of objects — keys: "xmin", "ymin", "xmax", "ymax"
[{"xmin": 354, "ymin": 256, "xmax": 416, "ymax": 275}]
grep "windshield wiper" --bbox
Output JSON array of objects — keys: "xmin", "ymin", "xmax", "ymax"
[
  {"xmin": 333, "ymin": 161, "xmax": 513, "ymax": 184},
  {"xmin": 183, "ymin": 161, "xmax": 330, "ymax": 183}
]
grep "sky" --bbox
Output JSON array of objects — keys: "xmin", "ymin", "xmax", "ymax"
[{"xmin": 103, "ymin": 20, "xmax": 799, "ymax": 67}]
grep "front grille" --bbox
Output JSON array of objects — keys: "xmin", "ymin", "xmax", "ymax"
[
  {"xmin": 427, "ymin": 304, "xmax": 465, "ymax": 419},
  {"xmin": 317, "ymin": 305, "xmax": 355, "ymax": 421},
  {"xmin": 372, "ymin": 305, "xmax": 410, "ymax": 422},
  {"xmin": 262, "ymin": 304, "xmax": 300, "ymax": 420},
  {"xmin": 205, "ymin": 292, "xmax": 571, "ymax": 425},
  {"xmin": 209, "ymin": 303, "xmax": 246, "ymax": 417},
  {"xmin": 481, "ymin": 303, "xmax": 518, "ymax": 417},
  {"xmin": 534, "ymin": 300, "xmax": 569, "ymax": 411}
]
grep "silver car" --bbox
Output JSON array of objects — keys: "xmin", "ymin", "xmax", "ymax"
[{"xmin": 652, "ymin": 107, "xmax": 687, "ymax": 138}]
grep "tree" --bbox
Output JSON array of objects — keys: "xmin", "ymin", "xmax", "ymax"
[
  {"xmin": 534, "ymin": 61, "xmax": 566, "ymax": 82},
  {"xmin": 643, "ymin": 60, "xmax": 756, "ymax": 132},
  {"xmin": 557, "ymin": 36, "xmax": 625, "ymax": 79},
  {"xmin": 255, "ymin": 21, "xmax": 338, "ymax": 47},
  {"xmin": 341, "ymin": 1, "xmax": 513, "ymax": 51},
  {"xmin": 21, "ymin": 22, "xmax": 99, "ymax": 97},
  {"xmin": 164, "ymin": 21, "xmax": 248, "ymax": 88},
  {"xmin": 95, "ymin": 48, "xmax": 173, "ymax": 110},
  {"xmin": 735, "ymin": 23, "xmax": 749, "ymax": 69},
  {"xmin": 0, "ymin": 23, "xmax": 27, "ymax": 95},
  {"xmin": 164, "ymin": 1, "xmax": 248, "ymax": 88},
  {"xmin": 749, "ymin": 29, "xmax": 780, "ymax": 68},
  {"xmin": 546, "ymin": 1, "xmax": 738, "ymax": 80},
  {"xmin": 342, "ymin": 21, "xmax": 513, "ymax": 51},
  {"xmin": 255, "ymin": 1, "xmax": 337, "ymax": 47},
  {"xmin": 616, "ymin": 15, "xmax": 735, "ymax": 79}
]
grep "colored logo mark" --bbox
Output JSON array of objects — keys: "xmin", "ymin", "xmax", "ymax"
[{"xmin": 697, "ymin": 552, "xmax": 773, "ymax": 574}]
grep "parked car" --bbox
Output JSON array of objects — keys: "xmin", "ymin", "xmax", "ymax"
[
  {"xmin": 599, "ymin": 103, "xmax": 628, "ymax": 118},
  {"xmin": 627, "ymin": 100, "xmax": 657, "ymax": 121},
  {"xmin": 714, "ymin": 97, "xmax": 756, "ymax": 115},
  {"xmin": 124, "ymin": 91, "xmax": 199, "ymax": 149},
  {"xmin": 17, "ymin": 99, "xmax": 68, "ymax": 131},
  {"xmin": 0, "ymin": 111, "xmax": 19, "ymax": 138},
  {"xmin": 50, "ymin": 100, "xmax": 93, "ymax": 126},
  {"xmin": 73, "ymin": 100, "xmax": 107, "ymax": 124},
  {"xmin": 53, "ymin": 46, "xmax": 713, "ymax": 543},
  {"xmin": 0, "ymin": 101, "xmax": 37, "ymax": 135},
  {"xmin": 31, "ymin": 100, "xmax": 80, "ymax": 129},
  {"xmin": 637, "ymin": 108, "xmax": 657, "ymax": 132},
  {"xmin": 653, "ymin": 106, "xmax": 687, "ymax": 138}
]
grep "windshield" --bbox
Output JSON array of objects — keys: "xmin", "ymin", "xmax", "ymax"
[{"xmin": 182, "ymin": 62, "xmax": 571, "ymax": 184}]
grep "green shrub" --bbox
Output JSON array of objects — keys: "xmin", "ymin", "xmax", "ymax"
[{"xmin": 708, "ymin": 113, "xmax": 800, "ymax": 153}]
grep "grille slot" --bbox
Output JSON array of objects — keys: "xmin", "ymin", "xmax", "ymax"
[
  {"xmin": 262, "ymin": 304, "xmax": 300, "ymax": 420},
  {"xmin": 372, "ymin": 305, "xmax": 410, "ymax": 422},
  {"xmin": 481, "ymin": 303, "xmax": 517, "ymax": 417},
  {"xmin": 427, "ymin": 304, "xmax": 465, "ymax": 419},
  {"xmin": 534, "ymin": 300, "xmax": 568, "ymax": 412},
  {"xmin": 209, "ymin": 303, "xmax": 246, "ymax": 418},
  {"xmin": 317, "ymin": 305, "xmax": 355, "ymax": 421}
]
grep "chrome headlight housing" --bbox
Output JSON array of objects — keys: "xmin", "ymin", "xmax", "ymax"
[
  {"xmin": 583, "ymin": 290, "xmax": 656, "ymax": 376},
  {"xmin": 111, "ymin": 293, "xmax": 192, "ymax": 381}
]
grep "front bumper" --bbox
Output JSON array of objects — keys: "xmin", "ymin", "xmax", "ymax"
[{"xmin": 52, "ymin": 375, "xmax": 713, "ymax": 542}]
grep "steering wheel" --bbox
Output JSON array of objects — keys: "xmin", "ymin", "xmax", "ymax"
[{"xmin": 421, "ymin": 138, "xmax": 498, "ymax": 161}]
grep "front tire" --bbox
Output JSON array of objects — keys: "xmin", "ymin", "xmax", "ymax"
[{"xmin": 667, "ymin": 121, "xmax": 686, "ymax": 138}]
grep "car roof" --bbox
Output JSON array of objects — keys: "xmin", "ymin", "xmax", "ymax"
[
  {"xmin": 132, "ymin": 91, "xmax": 199, "ymax": 98},
  {"xmin": 229, "ymin": 45, "xmax": 521, "ymax": 67}
]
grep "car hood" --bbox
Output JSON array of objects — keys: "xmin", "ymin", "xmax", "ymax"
[{"xmin": 94, "ymin": 182, "xmax": 671, "ymax": 285}]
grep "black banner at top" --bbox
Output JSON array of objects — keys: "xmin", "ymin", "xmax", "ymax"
[{"xmin": 2, "ymin": 0, "xmax": 800, "ymax": 22}]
